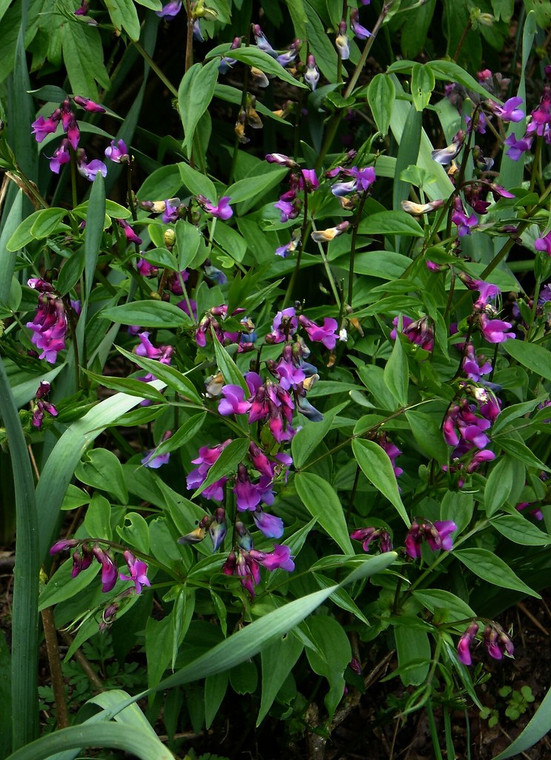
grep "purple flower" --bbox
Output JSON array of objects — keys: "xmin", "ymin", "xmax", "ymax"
[
  {"xmin": 71, "ymin": 546, "xmax": 94, "ymax": 577},
  {"xmin": 209, "ymin": 508, "xmax": 227, "ymax": 550},
  {"xmin": 105, "ymin": 139, "xmax": 129, "ymax": 163},
  {"xmin": 490, "ymin": 97, "xmax": 524, "ymax": 123},
  {"xmin": 266, "ymin": 307, "xmax": 298, "ymax": 343},
  {"xmin": 458, "ymin": 622, "xmax": 479, "ymax": 665},
  {"xmin": 431, "ymin": 133, "xmax": 464, "ymax": 165},
  {"xmin": 50, "ymin": 538, "xmax": 78, "ymax": 555},
  {"xmin": 47, "ymin": 139, "xmax": 71, "ymax": 174},
  {"xmin": 466, "ymin": 449, "xmax": 496, "ymax": 473},
  {"xmin": 405, "ymin": 520, "xmax": 457, "ymax": 558},
  {"xmin": 350, "ymin": 8, "xmax": 371, "ymax": 39},
  {"xmin": 350, "ymin": 527, "xmax": 393, "ymax": 553},
  {"xmin": 251, "ymin": 544, "xmax": 295, "ymax": 572},
  {"xmin": 265, "ymin": 153, "xmax": 298, "ymax": 168},
  {"xmin": 92, "ymin": 546, "xmax": 118, "ymax": 592},
  {"xmin": 504, "ymin": 133, "xmax": 533, "ymax": 161},
  {"xmin": 26, "ymin": 294, "xmax": 67, "ymax": 364},
  {"xmin": 462, "ymin": 344, "xmax": 492, "ymax": 381},
  {"xmin": 187, "ymin": 440, "xmax": 232, "ymax": 501},
  {"xmin": 162, "ymin": 198, "xmax": 180, "ymax": 223},
  {"xmin": 142, "ymin": 431, "xmax": 172, "ymax": 469},
  {"xmin": 74, "ymin": 1, "xmax": 89, "ymax": 15},
  {"xmin": 253, "ymin": 510, "xmax": 284, "ymax": 538},
  {"xmin": 218, "ymin": 385, "xmax": 251, "ymax": 416},
  {"xmin": 452, "ymin": 198, "xmax": 477, "ymax": 237},
  {"xmin": 253, "ymin": 24, "xmax": 276, "ymax": 56},
  {"xmin": 157, "ymin": 0, "xmax": 182, "ymax": 17},
  {"xmin": 31, "ymin": 114, "xmax": 60, "ymax": 142},
  {"xmin": 77, "ymin": 158, "xmax": 107, "ymax": 182},
  {"xmin": 402, "ymin": 316, "xmax": 434, "ymax": 352},
  {"xmin": 73, "ymin": 95, "xmax": 105, "ymax": 113},
  {"xmin": 120, "ymin": 551, "xmax": 150, "ymax": 594},
  {"xmin": 234, "ymin": 466, "xmax": 261, "ymax": 511},
  {"xmin": 198, "ymin": 195, "xmax": 233, "ymax": 220},
  {"xmin": 535, "ymin": 230, "xmax": 551, "ymax": 255},
  {"xmin": 379, "ymin": 434, "xmax": 403, "ymax": 477},
  {"xmin": 480, "ymin": 314, "xmax": 515, "ymax": 343}
]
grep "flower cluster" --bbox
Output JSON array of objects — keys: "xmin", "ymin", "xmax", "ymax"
[
  {"xmin": 32, "ymin": 96, "xmax": 108, "ymax": 180},
  {"xmin": 26, "ymin": 281, "xmax": 67, "ymax": 364},
  {"xmin": 443, "ymin": 385, "xmax": 500, "ymax": 478},
  {"xmin": 222, "ymin": 522, "xmax": 294, "ymax": 596},
  {"xmin": 460, "ymin": 275, "xmax": 516, "ymax": 344},
  {"xmin": 195, "ymin": 305, "xmax": 256, "ymax": 351},
  {"xmin": 457, "ymin": 621, "xmax": 514, "ymax": 665},
  {"xmin": 50, "ymin": 540, "xmax": 150, "ymax": 596},
  {"xmin": 505, "ymin": 83, "xmax": 551, "ymax": 161},
  {"xmin": 404, "ymin": 519, "xmax": 457, "ymax": 558},
  {"xmin": 30, "ymin": 381, "xmax": 58, "ymax": 429},
  {"xmin": 391, "ymin": 315, "xmax": 434, "ymax": 352}
]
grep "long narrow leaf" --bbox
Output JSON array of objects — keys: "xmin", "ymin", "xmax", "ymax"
[
  {"xmin": 35, "ymin": 381, "xmax": 165, "ymax": 562},
  {"xmin": 4, "ymin": 724, "xmax": 174, "ymax": 760},
  {"xmin": 0, "ymin": 356, "xmax": 39, "ymax": 749}
]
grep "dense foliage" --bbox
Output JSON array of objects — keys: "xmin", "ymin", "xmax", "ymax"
[{"xmin": 1, "ymin": 0, "xmax": 551, "ymax": 758}]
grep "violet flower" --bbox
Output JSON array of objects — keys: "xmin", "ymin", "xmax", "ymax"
[
  {"xmin": 504, "ymin": 133, "xmax": 533, "ymax": 161},
  {"xmin": 451, "ymin": 198, "xmax": 477, "ymax": 237},
  {"xmin": 120, "ymin": 551, "xmax": 150, "ymax": 594},
  {"xmin": 299, "ymin": 315, "xmax": 339, "ymax": 350},
  {"xmin": 186, "ymin": 440, "xmax": 232, "ymax": 501},
  {"xmin": 462, "ymin": 344, "xmax": 492, "ymax": 381},
  {"xmin": 405, "ymin": 519, "xmax": 457, "ymax": 558},
  {"xmin": 48, "ymin": 139, "xmax": 71, "ymax": 174},
  {"xmin": 250, "ymin": 544, "xmax": 295, "ymax": 572},
  {"xmin": 77, "ymin": 157, "xmax": 107, "ymax": 181},
  {"xmin": 535, "ymin": 230, "xmax": 551, "ymax": 255},
  {"xmin": 105, "ymin": 139, "xmax": 129, "ymax": 163},
  {"xmin": 157, "ymin": 1, "xmax": 182, "ymax": 17},
  {"xmin": 218, "ymin": 384, "xmax": 251, "ymax": 416},
  {"xmin": 350, "ymin": 527, "xmax": 393, "ymax": 553},
  {"xmin": 490, "ymin": 97, "xmax": 524, "ymax": 123},
  {"xmin": 266, "ymin": 307, "xmax": 298, "ymax": 343},
  {"xmin": 142, "ymin": 432, "xmax": 172, "ymax": 469},
  {"xmin": 73, "ymin": 95, "xmax": 105, "ymax": 113},
  {"xmin": 350, "ymin": 8, "xmax": 371, "ymax": 39},
  {"xmin": 253, "ymin": 510, "xmax": 284, "ymax": 539}
]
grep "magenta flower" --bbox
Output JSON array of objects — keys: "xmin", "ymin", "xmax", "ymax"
[
  {"xmin": 466, "ymin": 449, "xmax": 496, "ymax": 473},
  {"xmin": 299, "ymin": 315, "xmax": 339, "ymax": 349},
  {"xmin": 31, "ymin": 114, "xmax": 60, "ymax": 142},
  {"xmin": 402, "ymin": 316, "xmax": 434, "ymax": 352},
  {"xmin": 105, "ymin": 139, "xmax": 129, "ymax": 163},
  {"xmin": 47, "ymin": 139, "xmax": 71, "ymax": 174},
  {"xmin": 92, "ymin": 546, "xmax": 118, "ymax": 592},
  {"xmin": 535, "ymin": 230, "xmax": 551, "ymax": 255},
  {"xmin": 198, "ymin": 195, "xmax": 233, "ymax": 220},
  {"xmin": 50, "ymin": 538, "xmax": 78, "ymax": 555},
  {"xmin": 479, "ymin": 314, "xmax": 515, "ymax": 343},
  {"xmin": 218, "ymin": 385, "xmax": 251, "ymax": 416},
  {"xmin": 350, "ymin": 527, "xmax": 393, "ymax": 553},
  {"xmin": 490, "ymin": 97, "xmax": 524, "ymax": 123},
  {"xmin": 187, "ymin": 439, "xmax": 232, "ymax": 501},
  {"xmin": 71, "ymin": 545, "xmax": 94, "ymax": 577},
  {"xmin": 120, "ymin": 551, "xmax": 150, "ymax": 594},
  {"xmin": 26, "ymin": 294, "xmax": 67, "ymax": 364},
  {"xmin": 251, "ymin": 544, "xmax": 295, "ymax": 572},
  {"xmin": 451, "ymin": 198, "xmax": 477, "ymax": 237},
  {"xmin": 484, "ymin": 624, "xmax": 514, "ymax": 660},
  {"xmin": 457, "ymin": 622, "xmax": 479, "ymax": 665},
  {"xmin": 379, "ymin": 434, "xmax": 403, "ymax": 477},
  {"xmin": 31, "ymin": 381, "xmax": 58, "ymax": 429},
  {"xmin": 234, "ymin": 465, "xmax": 261, "ymax": 511},
  {"xmin": 73, "ymin": 95, "xmax": 105, "ymax": 113},
  {"xmin": 462, "ymin": 344, "xmax": 492, "ymax": 381},
  {"xmin": 117, "ymin": 218, "xmax": 142, "ymax": 245},
  {"xmin": 405, "ymin": 520, "xmax": 457, "ymax": 558}
]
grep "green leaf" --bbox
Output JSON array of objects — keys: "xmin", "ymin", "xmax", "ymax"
[
  {"xmin": 493, "ymin": 679, "xmax": 551, "ymax": 758},
  {"xmin": 212, "ymin": 337, "xmax": 248, "ymax": 393},
  {"xmin": 384, "ymin": 333, "xmax": 408, "ymax": 406},
  {"xmin": 358, "ymin": 210, "xmax": 424, "ymax": 237},
  {"xmin": 117, "ymin": 512, "xmax": 150, "ymax": 553},
  {"xmin": 104, "ymin": 0, "xmax": 140, "ymax": 40},
  {"xmin": 305, "ymin": 616, "xmax": 351, "ymax": 717},
  {"xmin": 84, "ymin": 370, "xmax": 167, "ymax": 403},
  {"xmin": 394, "ymin": 625, "xmax": 431, "ymax": 686},
  {"xmin": 392, "ymin": 105, "xmax": 422, "ymax": 213},
  {"xmin": 491, "ymin": 514, "xmax": 551, "ymax": 546},
  {"xmin": 84, "ymin": 173, "xmax": 105, "ymax": 299},
  {"xmin": 4, "ymin": 724, "xmax": 175, "ymax": 760},
  {"xmin": 494, "ymin": 435, "xmax": 551, "ymax": 473},
  {"xmin": 178, "ymin": 162, "xmax": 217, "ymax": 200},
  {"xmin": 206, "ymin": 44, "xmax": 307, "ymax": 89},
  {"xmin": 35, "ymin": 380, "xmax": 166, "ymax": 561},
  {"xmin": 192, "ymin": 439, "xmax": 250, "ymax": 498},
  {"xmin": 116, "ymin": 346, "xmax": 203, "ymax": 404},
  {"xmin": 411, "ymin": 63, "xmax": 435, "ymax": 111},
  {"xmin": 367, "ymin": 74, "xmax": 395, "ymax": 135},
  {"xmin": 302, "ymin": 1, "xmax": 338, "ymax": 81},
  {"xmin": 175, "ymin": 220, "xmax": 202, "ymax": 270},
  {"xmin": 61, "ymin": 19, "xmax": 109, "ymax": 100},
  {"xmin": 84, "ymin": 493, "xmax": 112, "ymax": 539},
  {"xmin": 285, "ymin": 0, "xmax": 307, "ymax": 37},
  {"xmin": 295, "ymin": 472, "xmax": 353, "ymax": 554},
  {"xmin": 225, "ymin": 166, "xmax": 289, "ymax": 205},
  {"xmin": 0, "ymin": 358, "xmax": 39, "ymax": 749},
  {"xmin": 151, "ymin": 413, "xmax": 207, "ymax": 457},
  {"xmin": 258, "ymin": 634, "xmax": 303, "ymax": 725},
  {"xmin": 100, "ymin": 300, "xmax": 192, "ymax": 328},
  {"xmin": 292, "ymin": 403, "xmax": 347, "ymax": 468},
  {"xmin": 406, "ymin": 410, "xmax": 449, "ymax": 463},
  {"xmin": 205, "ymin": 672, "xmax": 228, "ymax": 729},
  {"xmin": 0, "ymin": 191, "xmax": 23, "ymax": 304},
  {"xmin": 484, "ymin": 455, "xmax": 517, "ymax": 515},
  {"xmin": 491, "ymin": 398, "xmax": 541, "ymax": 434},
  {"xmin": 178, "ymin": 59, "xmax": 220, "ymax": 157},
  {"xmin": 76, "ymin": 448, "xmax": 128, "ymax": 505},
  {"xmin": 425, "ymin": 59, "xmax": 502, "ymax": 102},
  {"xmin": 0, "ymin": 630, "xmax": 11, "ymax": 758},
  {"xmin": 352, "ymin": 439, "xmax": 410, "ymax": 525},
  {"xmin": 29, "ymin": 208, "xmax": 66, "ymax": 239},
  {"xmin": 454, "ymin": 548, "xmax": 540, "ymax": 598},
  {"xmin": 503, "ymin": 339, "xmax": 551, "ymax": 383},
  {"xmin": 7, "ymin": 210, "xmax": 48, "ymax": 251},
  {"xmin": 413, "ymin": 589, "xmax": 475, "ymax": 621},
  {"xmin": 39, "ymin": 559, "xmax": 100, "ymax": 611},
  {"xmin": 136, "ymin": 165, "xmax": 183, "ymax": 202}
]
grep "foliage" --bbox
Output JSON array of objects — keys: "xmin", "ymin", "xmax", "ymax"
[{"xmin": 1, "ymin": 0, "xmax": 551, "ymax": 758}]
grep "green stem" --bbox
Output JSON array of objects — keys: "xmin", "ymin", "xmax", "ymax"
[
  {"xmin": 133, "ymin": 41, "xmax": 178, "ymax": 97},
  {"xmin": 347, "ymin": 191, "xmax": 368, "ymax": 306}
]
